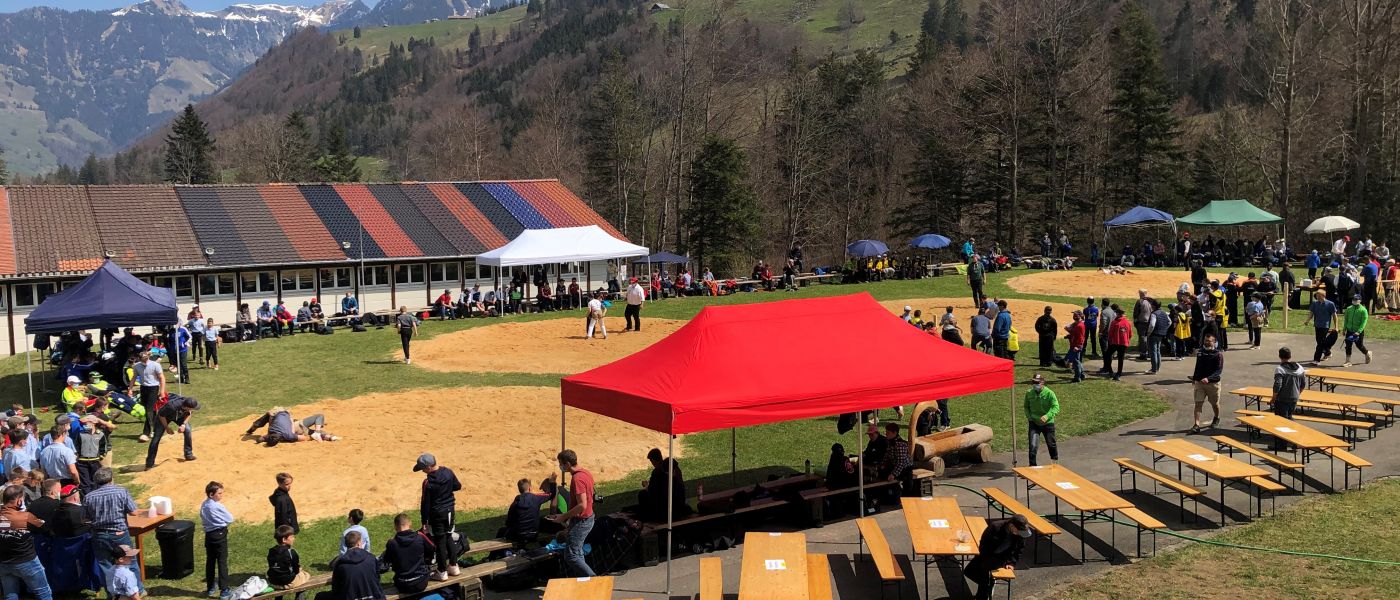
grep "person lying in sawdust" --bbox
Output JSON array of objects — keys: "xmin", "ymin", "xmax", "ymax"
[
  {"xmin": 244, "ymin": 407, "xmax": 342, "ymax": 446},
  {"xmin": 1100, "ymin": 265, "xmax": 1135, "ymax": 276}
]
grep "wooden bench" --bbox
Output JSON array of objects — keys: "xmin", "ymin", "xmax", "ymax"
[
  {"xmin": 698, "ymin": 556, "xmax": 722, "ymax": 600},
  {"xmin": 1242, "ymin": 476, "xmax": 1286, "ymax": 516},
  {"xmin": 253, "ymin": 574, "xmax": 331, "ymax": 599},
  {"xmin": 1112, "ymin": 458, "xmax": 1204, "ymax": 523},
  {"xmin": 798, "ymin": 479, "xmax": 900, "ymax": 525},
  {"xmin": 1286, "ymin": 413, "xmax": 1375, "ymax": 442},
  {"xmin": 1211, "ymin": 436, "xmax": 1306, "ymax": 489},
  {"xmin": 855, "ymin": 517, "xmax": 905, "ymax": 600},
  {"xmin": 1251, "ymin": 396, "xmax": 1393, "ymax": 425},
  {"xmin": 981, "ymin": 487, "xmax": 1061, "ymax": 564},
  {"xmin": 1114, "ymin": 505, "xmax": 1165, "ymax": 558},
  {"xmin": 965, "ymin": 516, "xmax": 1015, "ymax": 598},
  {"xmin": 807, "ymin": 553, "xmax": 834, "ymax": 600},
  {"xmin": 1323, "ymin": 447, "xmax": 1373, "ymax": 490}
]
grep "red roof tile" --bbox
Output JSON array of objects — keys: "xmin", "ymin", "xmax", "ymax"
[
  {"xmin": 331, "ymin": 185, "xmax": 422, "ymax": 258},
  {"xmin": 0, "ymin": 189, "xmax": 16, "ymax": 276},
  {"xmin": 258, "ymin": 185, "xmax": 346, "ymax": 262},
  {"xmin": 86, "ymin": 186, "xmax": 207, "ymax": 271},
  {"xmin": 425, "ymin": 183, "xmax": 508, "ymax": 249},
  {"xmin": 7, "ymin": 186, "xmax": 105, "ymax": 274}
]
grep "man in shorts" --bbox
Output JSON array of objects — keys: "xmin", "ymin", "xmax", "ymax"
[
  {"xmin": 1189, "ymin": 334, "xmax": 1224, "ymax": 433},
  {"xmin": 245, "ymin": 408, "xmax": 340, "ymax": 445}
]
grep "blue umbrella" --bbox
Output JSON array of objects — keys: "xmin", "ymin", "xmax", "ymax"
[
  {"xmin": 846, "ymin": 239, "xmax": 889, "ymax": 258},
  {"xmin": 910, "ymin": 234, "xmax": 951, "ymax": 250}
]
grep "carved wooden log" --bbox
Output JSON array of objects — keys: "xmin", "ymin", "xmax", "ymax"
[{"xmin": 911, "ymin": 424, "xmax": 994, "ymax": 463}]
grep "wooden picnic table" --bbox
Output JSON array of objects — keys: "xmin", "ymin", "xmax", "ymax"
[
  {"xmin": 1230, "ymin": 386, "xmax": 1387, "ymax": 419},
  {"xmin": 738, "ymin": 531, "xmax": 809, "ymax": 600},
  {"xmin": 901, "ymin": 496, "xmax": 977, "ymax": 593},
  {"xmin": 541, "ymin": 575, "xmax": 615, "ymax": 600},
  {"xmin": 1138, "ymin": 438, "xmax": 1269, "ymax": 526},
  {"xmin": 1234, "ymin": 411, "xmax": 1349, "ymax": 460},
  {"xmin": 1012, "ymin": 464, "xmax": 1133, "ymax": 561},
  {"xmin": 128, "ymin": 512, "xmax": 173, "ymax": 581},
  {"xmin": 1305, "ymin": 369, "xmax": 1400, "ymax": 410}
]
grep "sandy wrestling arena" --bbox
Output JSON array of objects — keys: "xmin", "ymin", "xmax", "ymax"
[
  {"xmin": 1007, "ymin": 268, "xmax": 1232, "ymax": 300},
  {"xmin": 133, "ymin": 386, "xmax": 672, "ymax": 523},
  {"xmin": 413, "ymin": 316, "xmax": 688, "ymax": 374}
]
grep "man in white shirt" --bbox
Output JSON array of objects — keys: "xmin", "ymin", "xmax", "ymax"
[
  {"xmin": 1334, "ymin": 236, "xmax": 1349, "ymax": 260},
  {"xmin": 625, "ymin": 278, "xmax": 645, "ymax": 332}
]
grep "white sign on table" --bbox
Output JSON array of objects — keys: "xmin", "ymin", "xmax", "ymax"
[
  {"xmin": 1188, "ymin": 453, "xmax": 1211, "ymax": 461},
  {"xmin": 928, "ymin": 519, "xmax": 949, "ymax": 529},
  {"xmin": 1275, "ymin": 427, "xmax": 1297, "ymax": 433},
  {"xmin": 764, "ymin": 559, "xmax": 787, "ymax": 571},
  {"xmin": 1055, "ymin": 482, "xmax": 1078, "ymax": 490}
]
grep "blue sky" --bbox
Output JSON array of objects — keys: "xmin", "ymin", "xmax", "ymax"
[{"xmin": 1, "ymin": 0, "xmax": 374, "ymax": 11}]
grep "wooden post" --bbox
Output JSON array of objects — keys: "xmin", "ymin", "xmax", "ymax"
[{"xmin": 1283, "ymin": 282, "xmax": 1290, "ymax": 328}]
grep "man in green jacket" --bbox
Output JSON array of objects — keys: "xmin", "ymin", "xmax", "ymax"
[
  {"xmin": 1342, "ymin": 294, "xmax": 1374, "ymax": 367},
  {"xmin": 1024, "ymin": 373, "xmax": 1060, "ymax": 467}
]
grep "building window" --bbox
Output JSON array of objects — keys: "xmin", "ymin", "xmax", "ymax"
[
  {"xmin": 152, "ymin": 275, "xmax": 195, "ymax": 299},
  {"xmin": 199, "ymin": 273, "xmax": 235, "ymax": 297},
  {"xmin": 429, "ymin": 262, "xmax": 459, "ymax": 283},
  {"xmin": 320, "ymin": 267, "xmax": 352, "ymax": 289},
  {"xmin": 14, "ymin": 282, "xmax": 57, "ymax": 307},
  {"xmin": 361, "ymin": 265, "xmax": 390, "ymax": 287},
  {"xmin": 281, "ymin": 269, "xmax": 316, "ymax": 292},
  {"xmin": 241, "ymin": 271, "xmax": 276, "ymax": 294},
  {"xmin": 394, "ymin": 264, "xmax": 426, "ymax": 285}
]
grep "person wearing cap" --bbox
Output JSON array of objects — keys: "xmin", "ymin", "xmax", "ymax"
[
  {"xmin": 900, "ymin": 306, "xmax": 913, "ymax": 323},
  {"xmin": 105, "ymin": 542, "xmax": 143, "ymax": 600},
  {"xmin": 1342, "ymin": 294, "xmax": 1374, "ymax": 367},
  {"xmin": 256, "ymin": 301, "xmax": 279, "ymax": 338},
  {"xmin": 550, "ymin": 449, "xmax": 596, "ymax": 577},
  {"xmin": 0, "ymin": 485, "xmax": 52, "ymax": 600},
  {"xmin": 625, "ymin": 277, "xmax": 645, "ymax": 332},
  {"xmin": 39, "ymin": 425, "xmax": 78, "ymax": 486},
  {"xmin": 200, "ymin": 481, "xmax": 235, "ymax": 598},
  {"xmin": 144, "ymin": 395, "xmax": 197, "ymax": 470},
  {"xmin": 60, "ymin": 375, "xmax": 87, "ymax": 412},
  {"xmin": 415, "ymin": 453, "xmax": 462, "ymax": 580},
  {"xmin": 1023, "ymin": 374, "xmax": 1059, "ymax": 467},
  {"xmin": 963, "ymin": 514, "xmax": 1029, "ymax": 600}
]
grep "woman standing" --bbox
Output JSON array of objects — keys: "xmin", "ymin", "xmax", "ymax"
[{"xmin": 394, "ymin": 306, "xmax": 418, "ymax": 365}]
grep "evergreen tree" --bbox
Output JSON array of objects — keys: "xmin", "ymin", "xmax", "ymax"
[
  {"xmin": 353, "ymin": 25, "xmax": 362, "ymax": 38},
  {"xmin": 581, "ymin": 53, "xmax": 647, "ymax": 234},
  {"xmin": 685, "ymin": 137, "xmax": 759, "ymax": 275},
  {"xmin": 164, "ymin": 104, "xmax": 216, "ymax": 184},
  {"xmin": 527, "ymin": 0, "xmax": 541, "ymax": 14},
  {"xmin": 315, "ymin": 125, "xmax": 362, "ymax": 182},
  {"xmin": 78, "ymin": 153, "xmax": 104, "ymax": 185},
  {"xmin": 0, "ymin": 146, "xmax": 8, "ymax": 185},
  {"xmin": 468, "ymin": 25, "xmax": 482, "ymax": 60},
  {"xmin": 909, "ymin": 0, "xmax": 942, "ymax": 75},
  {"xmin": 279, "ymin": 110, "xmax": 318, "ymax": 182},
  {"xmin": 894, "ymin": 134, "xmax": 970, "ymax": 239},
  {"xmin": 937, "ymin": 0, "xmax": 968, "ymax": 50},
  {"xmin": 1105, "ymin": 2, "xmax": 1182, "ymax": 207}
]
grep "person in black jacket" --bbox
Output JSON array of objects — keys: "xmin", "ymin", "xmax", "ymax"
[
  {"xmin": 1034, "ymin": 306, "xmax": 1058, "ymax": 367},
  {"xmin": 379, "ymin": 513, "xmax": 432, "ymax": 594},
  {"xmin": 637, "ymin": 448, "xmax": 691, "ymax": 523},
  {"xmin": 414, "ymin": 453, "xmax": 461, "ymax": 580},
  {"xmin": 502, "ymin": 476, "xmax": 558, "ymax": 546},
  {"xmin": 267, "ymin": 525, "xmax": 310, "ymax": 591},
  {"xmin": 270, "ymin": 473, "xmax": 299, "ymax": 534},
  {"xmin": 963, "ymin": 515, "xmax": 1030, "ymax": 600},
  {"xmin": 1190, "ymin": 334, "xmax": 1224, "ymax": 433},
  {"xmin": 317, "ymin": 530, "xmax": 383, "ymax": 600},
  {"xmin": 44, "ymin": 484, "xmax": 89, "ymax": 538}
]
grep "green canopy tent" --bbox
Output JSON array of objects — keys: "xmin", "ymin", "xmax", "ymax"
[{"xmin": 1177, "ymin": 199, "xmax": 1284, "ymax": 244}]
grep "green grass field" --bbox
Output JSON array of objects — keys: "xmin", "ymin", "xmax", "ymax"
[
  {"xmin": 337, "ymin": 7, "xmax": 530, "ymax": 64},
  {"xmin": 1049, "ymin": 479, "xmax": 1400, "ymax": 599},
  {"xmin": 8, "ymin": 272, "xmax": 1176, "ymax": 595}
]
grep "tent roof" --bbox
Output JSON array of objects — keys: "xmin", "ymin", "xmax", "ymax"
[
  {"xmin": 632, "ymin": 252, "xmax": 691, "ymax": 265},
  {"xmin": 1104, "ymin": 206, "xmax": 1175, "ymax": 227},
  {"xmin": 561, "ymin": 293, "xmax": 1015, "ymax": 434},
  {"xmin": 476, "ymin": 225, "xmax": 648, "ymax": 267},
  {"xmin": 24, "ymin": 260, "xmax": 179, "ymax": 334},
  {"xmin": 1177, "ymin": 200, "xmax": 1283, "ymax": 226}
]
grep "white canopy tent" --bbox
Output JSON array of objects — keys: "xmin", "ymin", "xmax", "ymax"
[{"xmin": 477, "ymin": 225, "xmax": 649, "ymax": 310}]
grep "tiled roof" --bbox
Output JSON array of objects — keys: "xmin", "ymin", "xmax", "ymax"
[
  {"xmin": 86, "ymin": 186, "xmax": 207, "ymax": 271},
  {"xmin": 7, "ymin": 186, "xmax": 105, "ymax": 274},
  {"xmin": 0, "ymin": 180, "xmax": 622, "ymax": 278}
]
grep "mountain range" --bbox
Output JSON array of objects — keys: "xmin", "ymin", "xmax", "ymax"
[{"xmin": 0, "ymin": 0, "xmax": 495, "ymax": 175}]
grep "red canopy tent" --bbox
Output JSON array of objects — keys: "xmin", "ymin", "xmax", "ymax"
[{"xmin": 560, "ymin": 293, "xmax": 1016, "ymax": 593}]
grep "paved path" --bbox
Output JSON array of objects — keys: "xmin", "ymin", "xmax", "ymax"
[{"xmin": 502, "ymin": 332, "xmax": 1400, "ymax": 599}]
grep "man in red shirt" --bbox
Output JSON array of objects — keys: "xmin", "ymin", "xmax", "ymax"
[
  {"xmin": 435, "ymin": 290, "xmax": 454, "ymax": 320},
  {"xmin": 1105, "ymin": 305, "xmax": 1134, "ymax": 381},
  {"xmin": 550, "ymin": 449, "xmax": 596, "ymax": 577},
  {"xmin": 1065, "ymin": 310, "xmax": 1086, "ymax": 382}
]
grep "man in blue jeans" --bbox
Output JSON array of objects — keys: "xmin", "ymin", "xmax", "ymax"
[
  {"xmin": 550, "ymin": 449, "xmax": 596, "ymax": 577},
  {"xmin": 82, "ymin": 467, "xmax": 142, "ymax": 592},
  {"xmin": 0, "ymin": 485, "xmax": 53, "ymax": 600}
]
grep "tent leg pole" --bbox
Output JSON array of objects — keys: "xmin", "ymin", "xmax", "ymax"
[
  {"xmin": 1010, "ymin": 384, "xmax": 1019, "ymax": 501},
  {"xmin": 731, "ymin": 428, "xmax": 736, "ymax": 488},
  {"xmin": 26, "ymin": 346, "xmax": 33, "ymax": 414},
  {"xmin": 666, "ymin": 428, "xmax": 674, "ymax": 597},
  {"xmin": 560, "ymin": 402, "xmax": 566, "ymax": 452}
]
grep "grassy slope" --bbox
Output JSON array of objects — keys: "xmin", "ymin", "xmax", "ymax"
[
  {"xmin": 336, "ymin": 6, "xmax": 530, "ymax": 62},
  {"xmin": 20, "ymin": 273, "xmax": 1167, "ymax": 594},
  {"xmin": 1050, "ymin": 479, "xmax": 1400, "ymax": 599}
]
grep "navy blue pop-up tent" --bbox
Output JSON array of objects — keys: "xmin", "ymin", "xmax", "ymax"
[
  {"xmin": 23, "ymin": 260, "xmax": 180, "ymax": 410},
  {"xmin": 632, "ymin": 251, "xmax": 691, "ymax": 267},
  {"xmin": 1103, "ymin": 206, "xmax": 1177, "ymax": 261}
]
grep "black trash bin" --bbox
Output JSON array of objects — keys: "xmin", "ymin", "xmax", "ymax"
[{"xmin": 155, "ymin": 519, "xmax": 195, "ymax": 579}]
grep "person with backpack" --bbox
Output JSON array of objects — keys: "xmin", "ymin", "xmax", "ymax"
[
  {"xmin": 414, "ymin": 453, "xmax": 461, "ymax": 580},
  {"xmin": 1146, "ymin": 299, "xmax": 1171, "ymax": 375},
  {"xmin": 1271, "ymin": 347, "xmax": 1307, "ymax": 451}
]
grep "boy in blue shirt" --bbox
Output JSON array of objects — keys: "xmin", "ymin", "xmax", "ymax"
[
  {"xmin": 340, "ymin": 508, "xmax": 370, "ymax": 555},
  {"xmin": 107, "ymin": 544, "xmax": 144, "ymax": 600},
  {"xmin": 200, "ymin": 481, "xmax": 235, "ymax": 598}
]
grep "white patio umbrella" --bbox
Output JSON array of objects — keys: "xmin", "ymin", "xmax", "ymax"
[{"xmin": 1304, "ymin": 215, "xmax": 1361, "ymax": 234}]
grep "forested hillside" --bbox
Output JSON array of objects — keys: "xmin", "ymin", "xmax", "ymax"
[{"xmin": 30, "ymin": 0, "xmax": 1400, "ymax": 271}]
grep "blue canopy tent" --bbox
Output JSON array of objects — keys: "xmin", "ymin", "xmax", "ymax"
[
  {"xmin": 631, "ymin": 252, "xmax": 691, "ymax": 271},
  {"xmin": 23, "ymin": 260, "xmax": 181, "ymax": 411},
  {"xmin": 1103, "ymin": 206, "xmax": 1177, "ymax": 263}
]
